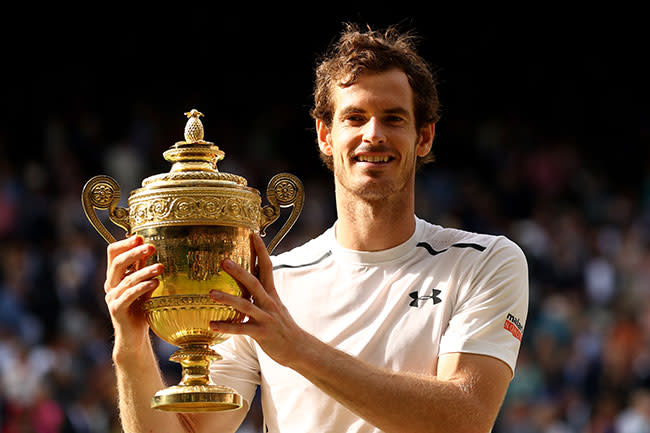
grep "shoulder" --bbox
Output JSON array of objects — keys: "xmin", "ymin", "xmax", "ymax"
[
  {"xmin": 416, "ymin": 218, "xmax": 527, "ymax": 268},
  {"xmin": 270, "ymin": 227, "xmax": 334, "ymax": 271}
]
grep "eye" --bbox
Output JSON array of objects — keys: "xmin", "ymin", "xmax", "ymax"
[
  {"xmin": 385, "ymin": 114, "xmax": 406, "ymax": 125},
  {"xmin": 342, "ymin": 113, "xmax": 367, "ymax": 125}
]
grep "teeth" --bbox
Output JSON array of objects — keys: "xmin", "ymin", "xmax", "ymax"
[{"xmin": 356, "ymin": 155, "xmax": 390, "ymax": 163}]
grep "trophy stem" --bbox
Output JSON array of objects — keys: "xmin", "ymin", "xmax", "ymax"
[
  {"xmin": 151, "ymin": 344, "xmax": 242, "ymax": 412},
  {"xmin": 172, "ymin": 344, "xmax": 219, "ymax": 386}
]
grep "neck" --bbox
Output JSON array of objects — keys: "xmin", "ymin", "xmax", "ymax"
[{"xmin": 333, "ymin": 183, "xmax": 417, "ymax": 251}]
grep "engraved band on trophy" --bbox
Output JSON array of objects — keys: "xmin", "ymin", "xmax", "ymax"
[{"xmin": 82, "ymin": 109, "xmax": 304, "ymax": 412}]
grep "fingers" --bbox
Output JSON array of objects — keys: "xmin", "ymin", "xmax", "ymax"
[
  {"xmin": 209, "ymin": 290, "xmax": 262, "ymax": 336},
  {"xmin": 107, "ymin": 235, "xmax": 143, "ymax": 264},
  {"xmin": 106, "ymin": 262, "xmax": 163, "ymax": 299},
  {"xmin": 221, "ymin": 258, "xmax": 270, "ymax": 303},
  {"xmin": 209, "ymin": 319, "xmax": 249, "ymax": 336},
  {"xmin": 209, "ymin": 290, "xmax": 258, "ymax": 317},
  {"xmin": 106, "ymin": 278, "xmax": 159, "ymax": 317},
  {"xmin": 117, "ymin": 263, "xmax": 163, "ymax": 295},
  {"xmin": 106, "ymin": 243, "xmax": 156, "ymax": 291},
  {"xmin": 105, "ymin": 263, "xmax": 162, "ymax": 312},
  {"xmin": 252, "ymin": 234, "xmax": 275, "ymax": 292}
]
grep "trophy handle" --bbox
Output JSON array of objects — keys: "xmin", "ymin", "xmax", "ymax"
[
  {"xmin": 260, "ymin": 173, "xmax": 304, "ymax": 255},
  {"xmin": 81, "ymin": 175, "xmax": 131, "ymax": 244}
]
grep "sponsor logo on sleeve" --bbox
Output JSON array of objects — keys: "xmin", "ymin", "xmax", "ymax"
[{"xmin": 504, "ymin": 313, "xmax": 523, "ymax": 341}]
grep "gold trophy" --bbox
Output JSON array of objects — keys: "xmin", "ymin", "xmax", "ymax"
[{"xmin": 82, "ymin": 109, "xmax": 304, "ymax": 412}]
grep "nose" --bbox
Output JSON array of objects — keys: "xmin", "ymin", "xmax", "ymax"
[{"xmin": 362, "ymin": 117, "xmax": 386, "ymax": 144}]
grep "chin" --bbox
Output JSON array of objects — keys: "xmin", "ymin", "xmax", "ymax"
[
  {"xmin": 335, "ymin": 168, "xmax": 412, "ymax": 202},
  {"xmin": 351, "ymin": 182, "xmax": 400, "ymax": 201}
]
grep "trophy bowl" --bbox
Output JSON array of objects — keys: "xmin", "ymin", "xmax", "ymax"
[{"xmin": 82, "ymin": 110, "xmax": 303, "ymax": 412}]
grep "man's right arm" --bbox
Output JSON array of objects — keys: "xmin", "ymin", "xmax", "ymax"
[
  {"xmin": 112, "ymin": 331, "xmax": 249, "ymax": 433},
  {"xmin": 105, "ymin": 235, "xmax": 247, "ymax": 433}
]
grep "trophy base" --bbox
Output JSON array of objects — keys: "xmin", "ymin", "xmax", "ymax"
[{"xmin": 151, "ymin": 385, "xmax": 242, "ymax": 412}]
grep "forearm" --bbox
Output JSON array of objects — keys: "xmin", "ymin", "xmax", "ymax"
[
  {"xmin": 113, "ymin": 333, "xmax": 191, "ymax": 433},
  {"xmin": 288, "ymin": 332, "xmax": 498, "ymax": 433}
]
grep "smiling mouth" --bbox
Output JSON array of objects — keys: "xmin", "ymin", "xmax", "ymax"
[{"xmin": 354, "ymin": 155, "xmax": 393, "ymax": 163}]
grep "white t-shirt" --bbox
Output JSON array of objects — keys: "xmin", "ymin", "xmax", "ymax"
[{"xmin": 210, "ymin": 216, "xmax": 529, "ymax": 433}]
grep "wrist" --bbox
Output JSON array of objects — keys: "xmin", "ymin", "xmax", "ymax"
[
  {"xmin": 112, "ymin": 330, "xmax": 153, "ymax": 366},
  {"xmin": 283, "ymin": 329, "xmax": 329, "ymax": 372}
]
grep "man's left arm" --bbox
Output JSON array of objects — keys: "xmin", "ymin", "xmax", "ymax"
[
  {"xmin": 209, "ymin": 234, "xmax": 521, "ymax": 433},
  {"xmin": 278, "ymin": 332, "xmax": 512, "ymax": 433}
]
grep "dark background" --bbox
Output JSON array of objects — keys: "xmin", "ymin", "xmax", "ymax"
[
  {"xmin": 1, "ymin": 10, "xmax": 646, "ymax": 433},
  {"xmin": 2, "ymin": 12, "xmax": 641, "ymax": 187}
]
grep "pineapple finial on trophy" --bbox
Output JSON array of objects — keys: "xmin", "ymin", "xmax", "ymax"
[{"xmin": 183, "ymin": 109, "xmax": 205, "ymax": 143}]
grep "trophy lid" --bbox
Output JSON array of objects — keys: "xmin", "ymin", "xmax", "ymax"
[
  {"xmin": 82, "ymin": 108, "xmax": 302, "ymax": 244},
  {"xmin": 141, "ymin": 109, "xmax": 248, "ymax": 188}
]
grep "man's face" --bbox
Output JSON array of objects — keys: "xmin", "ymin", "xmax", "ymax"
[{"xmin": 317, "ymin": 69, "xmax": 434, "ymax": 202}]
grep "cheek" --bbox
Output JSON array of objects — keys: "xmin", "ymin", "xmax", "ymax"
[{"xmin": 332, "ymin": 150, "xmax": 348, "ymax": 169}]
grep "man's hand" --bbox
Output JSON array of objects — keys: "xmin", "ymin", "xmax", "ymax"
[
  {"xmin": 209, "ymin": 233, "xmax": 305, "ymax": 366},
  {"xmin": 104, "ymin": 235, "xmax": 163, "ymax": 356}
]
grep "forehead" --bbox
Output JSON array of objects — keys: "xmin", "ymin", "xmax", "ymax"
[{"xmin": 332, "ymin": 69, "xmax": 414, "ymax": 114}]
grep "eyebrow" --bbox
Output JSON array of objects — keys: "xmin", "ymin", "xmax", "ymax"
[
  {"xmin": 384, "ymin": 107, "xmax": 411, "ymax": 118},
  {"xmin": 337, "ymin": 106, "xmax": 365, "ymax": 118},
  {"xmin": 337, "ymin": 106, "xmax": 412, "ymax": 119}
]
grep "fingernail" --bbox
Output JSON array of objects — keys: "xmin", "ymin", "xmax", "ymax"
[
  {"xmin": 223, "ymin": 259, "xmax": 234, "ymax": 269},
  {"xmin": 209, "ymin": 290, "xmax": 221, "ymax": 298}
]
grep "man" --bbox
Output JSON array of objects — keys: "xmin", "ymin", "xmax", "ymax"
[{"xmin": 104, "ymin": 24, "xmax": 529, "ymax": 433}]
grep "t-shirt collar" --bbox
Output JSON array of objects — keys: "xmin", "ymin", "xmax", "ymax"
[{"xmin": 327, "ymin": 216, "xmax": 423, "ymax": 265}]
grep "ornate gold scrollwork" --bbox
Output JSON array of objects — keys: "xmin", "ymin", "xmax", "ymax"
[
  {"xmin": 129, "ymin": 192, "xmax": 262, "ymax": 231},
  {"xmin": 81, "ymin": 175, "xmax": 131, "ymax": 243},
  {"xmin": 261, "ymin": 173, "xmax": 305, "ymax": 254}
]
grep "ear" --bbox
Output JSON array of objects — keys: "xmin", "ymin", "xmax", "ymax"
[
  {"xmin": 316, "ymin": 119, "xmax": 333, "ymax": 156},
  {"xmin": 416, "ymin": 123, "xmax": 435, "ymax": 157}
]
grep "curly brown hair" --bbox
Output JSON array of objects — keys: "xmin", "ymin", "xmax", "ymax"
[{"xmin": 311, "ymin": 23, "xmax": 441, "ymax": 170}]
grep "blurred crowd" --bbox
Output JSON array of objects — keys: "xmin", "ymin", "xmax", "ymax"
[{"xmin": 0, "ymin": 96, "xmax": 647, "ymax": 433}]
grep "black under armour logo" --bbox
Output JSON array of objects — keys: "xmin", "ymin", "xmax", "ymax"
[{"xmin": 409, "ymin": 289, "xmax": 442, "ymax": 308}]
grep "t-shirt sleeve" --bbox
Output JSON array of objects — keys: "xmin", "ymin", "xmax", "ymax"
[
  {"xmin": 439, "ymin": 236, "xmax": 529, "ymax": 376},
  {"xmin": 209, "ymin": 334, "xmax": 261, "ymax": 406}
]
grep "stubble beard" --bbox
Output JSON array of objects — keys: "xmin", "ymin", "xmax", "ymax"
[{"xmin": 334, "ymin": 162, "xmax": 415, "ymax": 205}]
